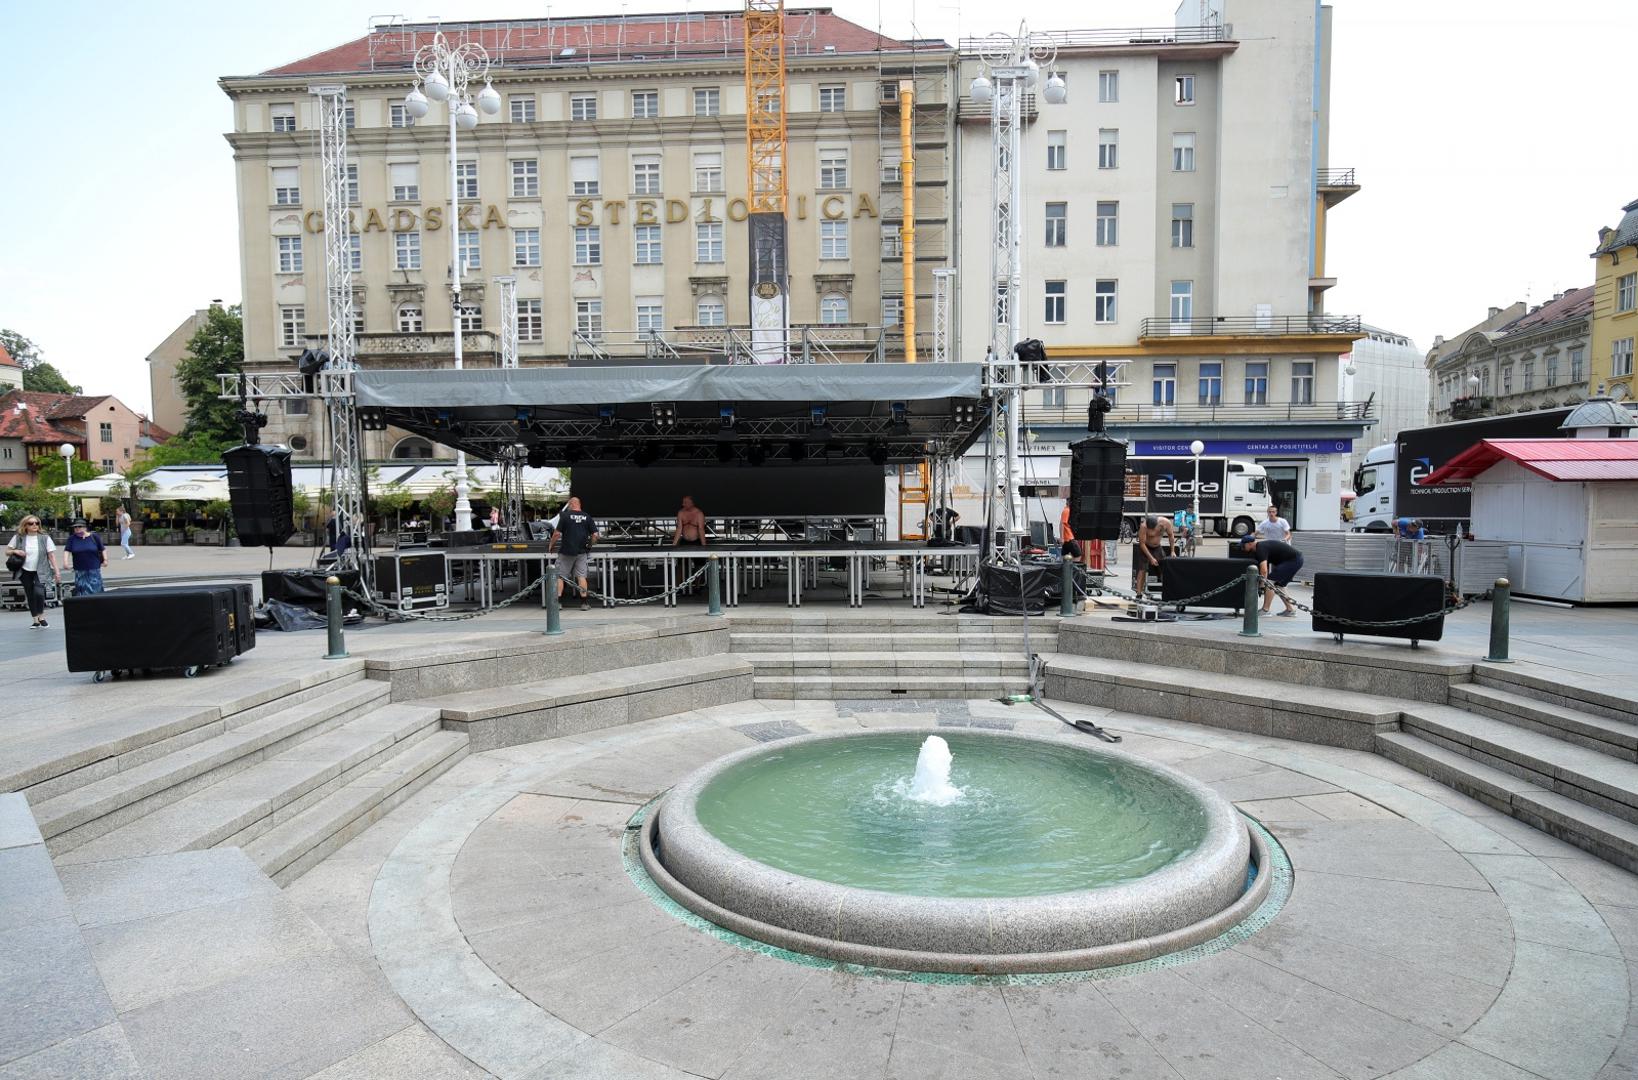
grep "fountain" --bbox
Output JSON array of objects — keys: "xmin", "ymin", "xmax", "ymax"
[{"xmin": 640, "ymin": 728, "xmax": 1271, "ymax": 974}]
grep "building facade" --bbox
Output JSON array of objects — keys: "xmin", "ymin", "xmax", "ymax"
[
  {"xmin": 1591, "ymin": 198, "xmax": 1638, "ymax": 403},
  {"xmin": 145, "ymin": 309, "xmax": 209, "ymax": 436},
  {"xmin": 1427, "ymin": 290, "xmax": 1593, "ymax": 424},
  {"xmin": 222, "ymin": 11, "xmax": 956, "ymax": 459},
  {"xmin": 951, "ymin": 0, "xmax": 1366, "ymax": 531},
  {"xmin": 1343, "ymin": 323, "xmax": 1424, "ymax": 470},
  {"xmin": 0, "ymin": 392, "xmax": 153, "ymax": 487}
]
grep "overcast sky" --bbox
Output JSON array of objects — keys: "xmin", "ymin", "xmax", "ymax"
[{"xmin": 2, "ymin": 0, "xmax": 1631, "ymax": 414}]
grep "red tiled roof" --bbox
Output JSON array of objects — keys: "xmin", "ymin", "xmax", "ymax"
[
  {"xmin": 1497, "ymin": 286, "xmax": 1594, "ymax": 338},
  {"xmin": 43, "ymin": 395, "xmax": 110, "ymax": 421},
  {"xmin": 0, "ymin": 345, "xmax": 16, "ymax": 369},
  {"xmin": 0, "ymin": 391, "xmax": 89, "ymax": 445},
  {"xmin": 261, "ymin": 9, "xmax": 915, "ymax": 76},
  {"xmin": 142, "ymin": 418, "xmax": 175, "ymax": 442},
  {"xmin": 1420, "ymin": 438, "xmax": 1638, "ymax": 485}
]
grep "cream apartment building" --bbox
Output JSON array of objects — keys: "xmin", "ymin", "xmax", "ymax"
[{"xmin": 221, "ymin": 11, "xmax": 955, "ymax": 458}]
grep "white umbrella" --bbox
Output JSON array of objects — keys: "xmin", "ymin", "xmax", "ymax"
[
  {"xmin": 154, "ymin": 477, "xmax": 230, "ymax": 502},
  {"xmin": 53, "ymin": 473, "xmax": 128, "ymax": 496}
]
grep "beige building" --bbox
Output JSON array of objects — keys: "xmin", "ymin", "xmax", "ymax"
[
  {"xmin": 145, "ymin": 309, "xmax": 209, "ymax": 436},
  {"xmin": 1426, "ymin": 291, "xmax": 1593, "ymax": 424},
  {"xmin": 221, "ymin": 11, "xmax": 955, "ymax": 459}
]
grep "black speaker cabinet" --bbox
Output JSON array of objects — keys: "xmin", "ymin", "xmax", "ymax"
[
  {"xmin": 262, "ymin": 569, "xmax": 361, "ymax": 614},
  {"xmin": 123, "ymin": 584, "xmax": 255, "ymax": 656},
  {"xmin": 1067, "ymin": 434, "xmax": 1128, "ymax": 541},
  {"xmin": 65, "ymin": 587, "xmax": 245, "ymax": 676},
  {"xmin": 224, "ymin": 444, "xmax": 295, "ymax": 548}
]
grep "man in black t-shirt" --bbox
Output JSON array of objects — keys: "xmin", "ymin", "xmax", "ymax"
[
  {"xmin": 549, "ymin": 496, "xmax": 600, "ymax": 610},
  {"xmin": 1240, "ymin": 535, "xmax": 1304, "ymax": 617}
]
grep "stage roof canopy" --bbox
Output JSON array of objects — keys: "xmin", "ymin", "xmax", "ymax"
[{"xmin": 354, "ymin": 363, "xmax": 991, "ymax": 467}]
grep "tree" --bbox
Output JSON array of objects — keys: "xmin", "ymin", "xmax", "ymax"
[
  {"xmin": 0, "ymin": 329, "xmax": 82, "ymax": 394},
  {"xmin": 141, "ymin": 431, "xmax": 235, "ymax": 468},
  {"xmin": 371, "ymin": 484, "xmax": 414, "ymax": 532},
  {"xmin": 0, "ymin": 330, "xmax": 40, "ymax": 369},
  {"xmin": 175, "ymin": 305, "xmax": 246, "ymax": 445},
  {"xmin": 34, "ymin": 454, "xmax": 101, "ymax": 489}
]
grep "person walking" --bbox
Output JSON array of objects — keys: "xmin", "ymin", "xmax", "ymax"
[
  {"xmin": 548, "ymin": 496, "xmax": 599, "ymax": 611},
  {"xmin": 6, "ymin": 516, "xmax": 61, "ymax": 628},
  {"xmin": 1255, "ymin": 504, "xmax": 1292, "ymax": 543},
  {"xmin": 117, "ymin": 506, "xmax": 135, "ymax": 559},
  {"xmin": 62, "ymin": 519, "xmax": 108, "ymax": 596},
  {"xmin": 1239, "ymin": 534, "xmax": 1304, "ymax": 616}
]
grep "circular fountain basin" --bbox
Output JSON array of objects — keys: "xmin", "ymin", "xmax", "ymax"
[{"xmin": 641, "ymin": 728, "xmax": 1267, "ymax": 974}]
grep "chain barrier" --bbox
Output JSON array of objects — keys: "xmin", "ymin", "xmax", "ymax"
[
  {"xmin": 1085, "ymin": 574, "xmax": 1247, "ymax": 610},
  {"xmin": 336, "ymin": 558, "xmax": 716, "ymax": 622},
  {"xmin": 582, "ymin": 562, "xmax": 712, "ymax": 607},
  {"xmin": 1257, "ymin": 575, "xmax": 1472, "ymax": 629}
]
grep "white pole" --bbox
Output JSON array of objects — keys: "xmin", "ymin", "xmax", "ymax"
[{"xmin": 448, "ymin": 50, "xmax": 471, "ymax": 531}]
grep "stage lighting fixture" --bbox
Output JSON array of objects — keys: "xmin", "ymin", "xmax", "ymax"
[
  {"xmin": 358, "ymin": 408, "xmax": 388, "ymax": 431},
  {"xmin": 433, "ymin": 409, "xmax": 453, "ymax": 429},
  {"xmin": 867, "ymin": 440, "xmax": 888, "ymax": 466},
  {"xmin": 746, "ymin": 441, "xmax": 768, "ymax": 466},
  {"xmin": 652, "ymin": 402, "xmax": 677, "ymax": 430},
  {"xmin": 598, "ymin": 404, "xmax": 617, "ymax": 427},
  {"xmin": 809, "ymin": 404, "xmax": 828, "ymax": 429},
  {"xmin": 298, "ymin": 349, "xmax": 329, "ymax": 375},
  {"xmin": 889, "ymin": 401, "xmax": 910, "ymax": 436},
  {"xmin": 526, "ymin": 447, "xmax": 547, "ymax": 469},
  {"xmin": 718, "ymin": 404, "xmax": 736, "ymax": 429},
  {"xmin": 953, "ymin": 401, "xmax": 978, "ymax": 424},
  {"xmin": 514, "ymin": 407, "xmax": 534, "ymax": 424},
  {"xmin": 1014, "ymin": 338, "xmax": 1047, "ymax": 366}
]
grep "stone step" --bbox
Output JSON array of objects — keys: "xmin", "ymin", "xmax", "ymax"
[
  {"xmin": 738, "ymin": 651, "xmax": 1031, "ymax": 674},
  {"xmin": 1376, "ymin": 730, "xmax": 1638, "ymax": 873},
  {"xmin": 1474, "ymin": 665, "xmax": 1638, "ymax": 726},
  {"xmin": 1449, "ymin": 682, "xmax": 1638, "ymax": 761},
  {"xmin": 755, "ymin": 674, "xmax": 1026, "ymax": 700},
  {"xmin": 35, "ymin": 680, "xmax": 393, "ymax": 854},
  {"xmin": 730, "ymin": 632, "xmax": 1054, "ymax": 653},
  {"xmin": 1399, "ymin": 704, "xmax": 1638, "ymax": 827},
  {"xmin": 1041, "ymin": 653, "xmax": 1402, "ymax": 751},
  {"xmin": 54, "ymin": 702, "xmax": 443, "ymax": 866},
  {"xmin": 243, "ymin": 730, "xmax": 469, "ymax": 886},
  {"xmin": 430, "ymin": 654, "xmax": 753, "ymax": 752}
]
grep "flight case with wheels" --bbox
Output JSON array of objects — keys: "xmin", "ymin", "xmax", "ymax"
[{"xmin": 64, "ymin": 585, "xmax": 247, "ymax": 682}]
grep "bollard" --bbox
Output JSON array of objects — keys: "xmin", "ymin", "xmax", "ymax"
[
  {"xmin": 1060, "ymin": 556, "xmax": 1077, "ymax": 617},
  {"xmin": 707, "ymin": 555, "xmax": 723, "ymax": 616},
  {"xmin": 1238, "ymin": 564, "xmax": 1262, "ymax": 638},
  {"xmin": 1485, "ymin": 577, "xmax": 1512, "ymax": 663},
  {"xmin": 544, "ymin": 563, "xmax": 564, "ymax": 635},
  {"xmin": 323, "ymin": 576, "xmax": 349, "ymax": 660}
]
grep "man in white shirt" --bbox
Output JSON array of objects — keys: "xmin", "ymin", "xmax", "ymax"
[{"xmin": 1255, "ymin": 504, "xmax": 1291, "ymax": 543}]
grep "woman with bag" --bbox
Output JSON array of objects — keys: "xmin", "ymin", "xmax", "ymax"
[{"xmin": 6, "ymin": 516, "xmax": 62, "ymax": 628}]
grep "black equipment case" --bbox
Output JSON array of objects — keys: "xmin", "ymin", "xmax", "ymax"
[
  {"xmin": 65, "ymin": 584, "xmax": 254, "ymax": 679},
  {"xmin": 262, "ymin": 569, "xmax": 362, "ymax": 614}
]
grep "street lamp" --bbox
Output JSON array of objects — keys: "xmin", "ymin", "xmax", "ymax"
[
  {"xmin": 59, "ymin": 443, "xmax": 76, "ymax": 521},
  {"xmin": 1189, "ymin": 439, "xmax": 1205, "ymax": 549},
  {"xmin": 405, "ymin": 33, "xmax": 502, "ymax": 529}
]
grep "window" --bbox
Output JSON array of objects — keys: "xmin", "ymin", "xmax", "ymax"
[
  {"xmin": 280, "ymin": 305, "xmax": 306, "ymax": 347},
  {"xmin": 1098, "ymin": 71, "xmax": 1118, "ymax": 103},
  {"xmin": 1547, "ymin": 352, "xmax": 1560, "ymax": 385},
  {"xmin": 1571, "ymin": 346, "xmax": 1586, "ymax": 384},
  {"xmin": 755, "ymin": 89, "xmax": 782, "ymax": 116},
  {"xmin": 347, "ymin": 232, "xmax": 362, "ymax": 273},
  {"xmin": 343, "ymin": 105, "xmax": 354, "ymax": 130},
  {"xmin": 1172, "ymin": 133, "xmax": 1196, "ymax": 172},
  {"xmin": 819, "ymin": 149, "xmax": 848, "ymax": 189},
  {"xmin": 819, "ymin": 84, "xmax": 846, "ymax": 112},
  {"xmin": 517, "ymin": 298, "xmax": 543, "ymax": 341},
  {"xmin": 1244, "ymin": 358, "xmax": 1271, "ymax": 406},
  {"xmin": 631, "ymin": 90, "xmax": 659, "ymax": 118},
  {"xmin": 1098, "ymin": 129, "xmax": 1118, "ymax": 169},
  {"xmin": 881, "ymin": 224, "xmax": 903, "ymax": 258},
  {"xmin": 1169, "ymin": 281, "xmax": 1193, "ymax": 324},
  {"xmin": 389, "ymin": 103, "xmax": 415, "ymax": 128},
  {"xmin": 1044, "ymin": 202, "xmax": 1066, "ymax": 246},
  {"xmin": 272, "ymin": 166, "xmax": 299, "ymax": 205},
  {"xmin": 696, "ymin": 296, "xmax": 726, "ymax": 326},
  {"xmin": 396, "ymin": 304, "xmax": 422, "ymax": 333},
  {"xmin": 352, "ymin": 308, "xmax": 365, "ymax": 336},
  {"xmin": 575, "ymin": 299, "xmax": 603, "ymax": 341},
  {"xmin": 270, "ymin": 103, "xmax": 296, "ymax": 132},
  {"xmin": 573, "ymin": 226, "xmax": 601, "ymax": 265},
  {"xmin": 1174, "ymin": 75, "xmax": 1196, "ymax": 105},
  {"xmin": 1522, "ymin": 361, "xmax": 1534, "ymax": 392},
  {"xmin": 693, "ymin": 152, "xmax": 723, "ymax": 192},
  {"xmin": 277, "ymin": 235, "xmax": 303, "ymax": 273},
  {"xmin": 458, "ymin": 229, "xmax": 480, "ymax": 271},
  {"xmin": 1094, "ymin": 280, "xmax": 1117, "ymax": 324},
  {"xmin": 1046, "ymin": 129, "xmax": 1066, "ymax": 171},
  {"xmin": 345, "ymin": 163, "xmax": 359, "ymax": 204},
  {"xmin": 290, "ymin": 395, "xmax": 312, "ymax": 416},
  {"xmin": 820, "ymin": 219, "xmax": 849, "ymax": 259},
  {"xmin": 1171, "ymin": 203, "xmax": 1194, "ymax": 248},
  {"xmin": 1198, "ymin": 361, "xmax": 1222, "ymax": 405},
  {"xmin": 1096, "ymin": 201, "xmax": 1118, "ymax": 246},
  {"xmin": 394, "ymin": 230, "xmax": 420, "ymax": 270},
  {"xmin": 636, "ymin": 298, "xmax": 665, "ymax": 335},
  {"xmin": 570, "ymin": 94, "xmax": 598, "ymax": 121},
  {"xmin": 1040, "ymin": 385, "xmax": 1067, "ymax": 408},
  {"xmin": 1153, "ymin": 364, "xmax": 1177, "ymax": 406},
  {"xmin": 511, "ymin": 158, "xmax": 539, "ymax": 197},
  {"xmin": 99, "ymin": 422, "xmax": 113, "ymax": 443},
  {"xmin": 1044, "ymin": 281, "xmax": 1066, "ymax": 324},
  {"xmin": 1291, "ymin": 360, "xmax": 1315, "ymax": 404},
  {"xmin": 1481, "ymin": 367, "xmax": 1491, "ymax": 397},
  {"xmin": 1501, "ymin": 365, "xmax": 1513, "ymax": 395},
  {"xmin": 693, "ymin": 87, "xmax": 720, "ymax": 116},
  {"xmin": 883, "ymin": 296, "xmax": 904, "ymax": 329},
  {"xmin": 390, "ymin": 162, "xmax": 419, "ymax": 202},
  {"xmin": 1620, "ymin": 272, "xmax": 1638, "ymax": 313},
  {"xmin": 509, "ymin": 95, "xmax": 535, "ymax": 123},
  {"xmin": 455, "ymin": 159, "xmax": 478, "ymax": 200},
  {"xmin": 514, "ymin": 228, "xmax": 541, "ymax": 267},
  {"xmin": 696, "ymin": 221, "xmax": 724, "ymax": 262},
  {"xmin": 392, "ymin": 437, "xmax": 434, "ymax": 459},
  {"xmin": 100, "ymin": 458, "xmax": 114, "ymax": 471},
  {"xmin": 819, "ymin": 294, "xmax": 849, "ymax": 324},
  {"xmin": 457, "ymin": 302, "xmax": 482, "ymax": 333},
  {"xmin": 635, "ymin": 224, "xmax": 662, "ymax": 264},
  {"xmin": 632, "ymin": 156, "xmax": 661, "ymax": 195},
  {"xmin": 1616, "ymin": 338, "xmax": 1636, "ymax": 378},
  {"xmin": 570, "ymin": 156, "xmax": 600, "ymax": 197}
]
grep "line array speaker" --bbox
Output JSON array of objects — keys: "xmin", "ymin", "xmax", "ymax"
[
  {"xmin": 224, "ymin": 444, "xmax": 295, "ymax": 548},
  {"xmin": 1067, "ymin": 434, "xmax": 1128, "ymax": 541}
]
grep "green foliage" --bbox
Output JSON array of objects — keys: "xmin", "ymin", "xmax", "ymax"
[
  {"xmin": 424, "ymin": 487, "xmax": 455, "ymax": 520},
  {"xmin": 371, "ymin": 484, "xmax": 415, "ymax": 516},
  {"xmin": 176, "ymin": 304, "xmax": 246, "ymax": 444},
  {"xmin": 203, "ymin": 499, "xmax": 234, "ymax": 526},
  {"xmin": 0, "ymin": 330, "xmax": 40, "ymax": 369},
  {"xmin": 14, "ymin": 484, "xmax": 68, "ymax": 522},
  {"xmin": 141, "ymin": 431, "xmax": 235, "ymax": 468},
  {"xmin": 291, "ymin": 489, "xmax": 313, "ymax": 524},
  {"xmin": 22, "ymin": 363, "xmax": 80, "ymax": 395},
  {"xmin": 34, "ymin": 455, "xmax": 101, "ymax": 489}
]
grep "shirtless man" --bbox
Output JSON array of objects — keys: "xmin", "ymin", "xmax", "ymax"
[
  {"xmin": 1134, "ymin": 514, "xmax": 1170, "ymax": 594},
  {"xmin": 673, "ymin": 495, "xmax": 706, "ymax": 547}
]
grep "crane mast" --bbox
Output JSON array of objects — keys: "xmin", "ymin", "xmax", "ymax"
[{"xmin": 743, "ymin": 0, "xmax": 789, "ymax": 363}]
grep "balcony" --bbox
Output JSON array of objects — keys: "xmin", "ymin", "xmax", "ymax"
[
  {"xmin": 1137, "ymin": 314, "xmax": 1362, "ymax": 339},
  {"xmin": 1317, "ymin": 168, "xmax": 1360, "ymax": 207},
  {"xmin": 1022, "ymin": 400, "xmax": 1375, "ymax": 427},
  {"xmin": 957, "ymin": 24, "xmax": 1232, "ymax": 53},
  {"xmin": 1448, "ymin": 396, "xmax": 1495, "ymax": 421}
]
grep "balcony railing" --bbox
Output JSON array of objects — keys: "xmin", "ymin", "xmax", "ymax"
[
  {"xmin": 1021, "ymin": 400, "xmax": 1375, "ymax": 426},
  {"xmin": 957, "ymin": 24, "xmax": 1231, "ymax": 53},
  {"xmin": 1317, "ymin": 168, "xmax": 1358, "ymax": 187},
  {"xmin": 1137, "ymin": 314, "xmax": 1362, "ymax": 338}
]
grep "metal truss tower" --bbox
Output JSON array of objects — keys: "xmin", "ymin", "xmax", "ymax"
[
  {"xmin": 494, "ymin": 275, "xmax": 523, "ymax": 535},
  {"xmin": 311, "ymin": 84, "xmax": 373, "ymax": 587},
  {"xmin": 931, "ymin": 268, "xmax": 955, "ymax": 364}
]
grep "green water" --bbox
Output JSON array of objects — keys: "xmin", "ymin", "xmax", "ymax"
[{"xmin": 693, "ymin": 733, "xmax": 1210, "ymax": 898}]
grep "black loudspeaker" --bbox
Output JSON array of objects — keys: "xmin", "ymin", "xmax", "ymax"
[
  {"xmin": 224, "ymin": 444, "xmax": 295, "ymax": 548},
  {"xmin": 1067, "ymin": 434, "xmax": 1128, "ymax": 541}
]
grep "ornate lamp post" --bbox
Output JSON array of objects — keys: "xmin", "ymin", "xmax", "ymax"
[{"xmin": 404, "ymin": 33, "xmax": 501, "ymax": 529}]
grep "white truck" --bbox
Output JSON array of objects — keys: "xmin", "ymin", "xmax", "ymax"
[{"xmin": 1121, "ymin": 456, "xmax": 1274, "ymax": 538}]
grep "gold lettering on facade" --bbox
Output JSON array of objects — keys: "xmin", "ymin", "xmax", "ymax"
[
  {"xmin": 604, "ymin": 200, "xmax": 625, "ymax": 225},
  {"xmin": 303, "ymin": 210, "xmax": 324, "ymax": 233},
  {"xmin": 458, "ymin": 206, "xmax": 480, "ymax": 230},
  {"xmin": 853, "ymin": 194, "xmax": 878, "ymax": 219},
  {"xmin": 483, "ymin": 204, "xmax": 506, "ymax": 229},
  {"xmin": 821, "ymin": 195, "xmax": 846, "ymax": 220},
  {"xmin": 666, "ymin": 199, "xmax": 689, "ymax": 224},
  {"xmin": 424, "ymin": 206, "xmax": 443, "ymax": 230},
  {"xmin": 796, "ymin": 195, "xmax": 808, "ymax": 220},
  {"xmin": 364, "ymin": 208, "xmax": 387, "ymax": 233},
  {"xmin": 574, "ymin": 200, "xmax": 595, "ymax": 227},
  {"xmin": 727, "ymin": 198, "xmax": 748, "ymax": 222},
  {"xmin": 391, "ymin": 208, "xmax": 418, "ymax": 231},
  {"xmin": 635, "ymin": 200, "xmax": 658, "ymax": 225},
  {"xmin": 696, "ymin": 199, "xmax": 718, "ymax": 223}
]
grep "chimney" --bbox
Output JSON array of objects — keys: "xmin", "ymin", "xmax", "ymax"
[
  {"xmin": 1600, "ymin": 226, "xmax": 1614, "ymax": 244},
  {"xmin": 1488, "ymin": 307, "xmax": 1501, "ymax": 319}
]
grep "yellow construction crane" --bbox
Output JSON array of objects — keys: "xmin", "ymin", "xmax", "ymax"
[{"xmin": 743, "ymin": 0, "xmax": 789, "ymax": 362}]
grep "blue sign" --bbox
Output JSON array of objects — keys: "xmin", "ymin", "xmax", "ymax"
[{"xmin": 1133, "ymin": 439, "xmax": 1353, "ymax": 456}]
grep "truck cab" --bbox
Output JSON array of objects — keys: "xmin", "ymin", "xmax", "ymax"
[
  {"xmin": 1352, "ymin": 443, "xmax": 1396, "ymax": 532},
  {"xmin": 1222, "ymin": 461, "xmax": 1272, "ymax": 537}
]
